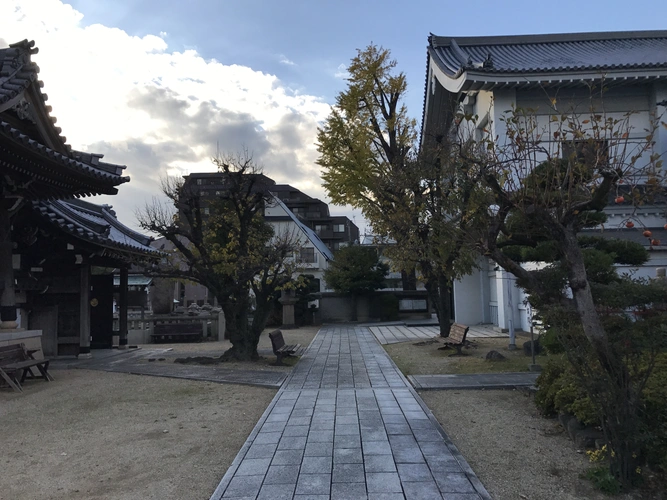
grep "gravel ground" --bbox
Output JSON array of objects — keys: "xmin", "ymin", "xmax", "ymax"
[
  {"xmin": 0, "ymin": 369, "xmax": 275, "ymax": 500},
  {"xmin": 421, "ymin": 390, "xmax": 636, "ymax": 500}
]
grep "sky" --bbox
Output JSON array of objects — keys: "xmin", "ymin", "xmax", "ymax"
[{"xmin": 2, "ymin": 0, "xmax": 666, "ymax": 235}]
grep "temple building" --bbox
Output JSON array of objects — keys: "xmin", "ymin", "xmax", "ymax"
[{"xmin": 0, "ymin": 40, "xmax": 158, "ymax": 358}]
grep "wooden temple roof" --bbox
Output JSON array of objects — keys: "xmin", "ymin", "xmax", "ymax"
[
  {"xmin": 34, "ymin": 199, "xmax": 160, "ymax": 261},
  {"xmin": 1, "ymin": 40, "xmax": 130, "ymax": 199}
]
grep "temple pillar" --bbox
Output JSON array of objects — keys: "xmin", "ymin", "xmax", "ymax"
[
  {"xmin": 118, "ymin": 266, "xmax": 128, "ymax": 349},
  {"xmin": 0, "ymin": 205, "xmax": 17, "ymax": 329},
  {"xmin": 79, "ymin": 263, "xmax": 92, "ymax": 358}
]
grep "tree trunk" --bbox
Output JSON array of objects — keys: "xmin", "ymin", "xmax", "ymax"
[
  {"xmin": 424, "ymin": 272, "xmax": 451, "ymax": 337},
  {"xmin": 561, "ymin": 227, "xmax": 639, "ymax": 487},
  {"xmin": 436, "ymin": 274, "xmax": 452, "ymax": 337},
  {"xmin": 219, "ymin": 295, "xmax": 260, "ymax": 361}
]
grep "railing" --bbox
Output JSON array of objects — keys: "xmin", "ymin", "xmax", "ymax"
[{"xmin": 489, "ymin": 303, "xmax": 499, "ymax": 326}]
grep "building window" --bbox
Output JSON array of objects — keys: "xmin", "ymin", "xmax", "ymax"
[
  {"xmin": 299, "ymin": 248, "xmax": 317, "ymax": 263},
  {"xmin": 196, "ymin": 179, "xmax": 202, "ymax": 185},
  {"xmin": 315, "ymin": 224, "xmax": 329, "ymax": 234},
  {"xmin": 332, "ymin": 242, "xmax": 340, "ymax": 250},
  {"xmin": 203, "ymin": 208, "xmax": 210, "ymax": 215},
  {"xmin": 333, "ymin": 224, "xmax": 345, "ymax": 233}
]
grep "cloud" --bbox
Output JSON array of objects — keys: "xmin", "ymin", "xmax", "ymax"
[
  {"xmin": 2, "ymin": 0, "xmax": 333, "ymax": 231},
  {"xmin": 279, "ymin": 55, "xmax": 296, "ymax": 66},
  {"xmin": 334, "ymin": 63, "xmax": 349, "ymax": 79}
]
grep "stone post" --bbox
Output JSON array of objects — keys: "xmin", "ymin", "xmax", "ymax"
[
  {"xmin": 118, "ymin": 267, "xmax": 129, "ymax": 349},
  {"xmin": 279, "ymin": 289, "xmax": 297, "ymax": 328}
]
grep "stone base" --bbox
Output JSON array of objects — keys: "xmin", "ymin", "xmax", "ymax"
[{"xmin": 77, "ymin": 352, "xmax": 93, "ymax": 359}]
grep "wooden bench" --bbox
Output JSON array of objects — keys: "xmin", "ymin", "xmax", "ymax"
[
  {"xmin": 440, "ymin": 323, "xmax": 471, "ymax": 356},
  {"xmin": 151, "ymin": 322, "xmax": 203, "ymax": 343},
  {"xmin": 0, "ymin": 343, "xmax": 54, "ymax": 393},
  {"xmin": 269, "ymin": 330, "xmax": 301, "ymax": 366}
]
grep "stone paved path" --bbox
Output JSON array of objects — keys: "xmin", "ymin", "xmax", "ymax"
[
  {"xmin": 50, "ymin": 348, "xmax": 286, "ymax": 388},
  {"xmin": 211, "ymin": 326, "xmax": 490, "ymax": 500},
  {"xmin": 410, "ymin": 372, "xmax": 539, "ymax": 390},
  {"xmin": 369, "ymin": 324, "xmax": 508, "ymax": 345}
]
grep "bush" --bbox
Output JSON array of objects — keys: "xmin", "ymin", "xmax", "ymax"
[
  {"xmin": 370, "ymin": 293, "xmax": 399, "ymax": 321},
  {"xmin": 535, "ymin": 355, "xmax": 599, "ymax": 426}
]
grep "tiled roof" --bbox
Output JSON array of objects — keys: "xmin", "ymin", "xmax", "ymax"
[
  {"xmin": 0, "ymin": 40, "xmax": 40, "ymax": 108},
  {"xmin": 0, "ymin": 40, "xmax": 130, "ymax": 197},
  {"xmin": 34, "ymin": 199, "xmax": 159, "ymax": 258},
  {"xmin": 429, "ymin": 30, "xmax": 667, "ymax": 78},
  {"xmin": 268, "ymin": 194, "xmax": 334, "ymax": 261}
]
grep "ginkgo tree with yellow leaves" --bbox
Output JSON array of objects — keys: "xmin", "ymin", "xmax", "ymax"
[{"xmin": 317, "ymin": 44, "xmax": 484, "ymax": 337}]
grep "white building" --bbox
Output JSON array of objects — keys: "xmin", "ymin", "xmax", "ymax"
[
  {"xmin": 264, "ymin": 194, "xmax": 334, "ymax": 293},
  {"xmin": 422, "ymin": 30, "xmax": 667, "ymax": 332}
]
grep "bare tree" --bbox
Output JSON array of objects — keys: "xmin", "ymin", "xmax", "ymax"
[{"xmin": 137, "ymin": 152, "xmax": 303, "ymax": 361}]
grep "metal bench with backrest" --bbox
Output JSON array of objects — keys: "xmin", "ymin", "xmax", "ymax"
[
  {"xmin": 269, "ymin": 330, "xmax": 302, "ymax": 366},
  {"xmin": 0, "ymin": 343, "xmax": 53, "ymax": 393},
  {"xmin": 440, "ymin": 323, "xmax": 471, "ymax": 356}
]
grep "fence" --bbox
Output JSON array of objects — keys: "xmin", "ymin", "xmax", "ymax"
[{"xmin": 114, "ymin": 312, "xmax": 225, "ymax": 344}]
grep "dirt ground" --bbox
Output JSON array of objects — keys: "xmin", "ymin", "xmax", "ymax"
[
  {"xmin": 0, "ymin": 326, "xmax": 320, "ymax": 500},
  {"xmin": 0, "ymin": 369, "xmax": 276, "ymax": 500},
  {"xmin": 421, "ymin": 390, "xmax": 636, "ymax": 500},
  {"xmin": 384, "ymin": 334, "xmax": 545, "ymax": 375}
]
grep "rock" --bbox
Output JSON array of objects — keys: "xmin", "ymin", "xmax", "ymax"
[
  {"xmin": 485, "ymin": 350, "xmax": 506, "ymax": 361},
  {"xmin": 523, "ymin": 339, "xmax": 541, "ymax": 356},
  {"xmin": 567, "ymin": 417, "xmax": 585, "ymax": 440},
  {"xmin": 575, "ymin": 429, "xmax": 604, "ymax": 449},
  {"xmin": 558, "ymin": 413, "xmax": 574, "ymax": 429}
]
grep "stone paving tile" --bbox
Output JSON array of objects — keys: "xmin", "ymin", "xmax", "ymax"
[
  {"xmin": 367, "ymin": 494, "xmax": 406, "ymax": 500},
  {"xmin": 366, "ymin": 472, "xmax": 403, "ymax": 493},
  {"xmin": 264, "ymin": 465, "xmax": 300, "ymax": 485},
  {"xmin": 295, "ymin": 473, "xmax": 331, "ymax": 495},
  {"xmin": 332, "ymin": 462, "xmax": 365, "ymax": 483},
  {"xmin": 284, "ymin": 425, "xmax": 310, "ymax": 437},
  {"xmin": 272, "ymin": 449, "xmax": 305, "ymax": 465},
  {"xmin": 257, "ymin": 483, "xmax": 297, "ymax": 500},
  {"xmin": 331, "ymin": 482, "xmax": 368, "ymax": 500},
  {"xmin": 222, "ymin": 475, "xmax": 264, "ymax": 498},
  {"xmin": 402, "ymin": 480, "xmax": 443, "ymax": 499},
  {"xmin": 245, "ymin": 441, "xmax": 278, "ymax": 459},
  {"xmin": 364, "ymin": 454, "xmax": 397, "ymax": 473},
  {"xmin": 235, "ymin": 458, "xmax": 271, "ymax": 476},
  {"xmin": 304, "ymin": 441, "xmax": 333, "ymax": 457},
  {"xmin": 300, "ymin": 456, "xmax": 332, "ymax": 474},
  {"xmin": 333, "ymin": 447, "xmax": 363, "ymax": 464}
]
